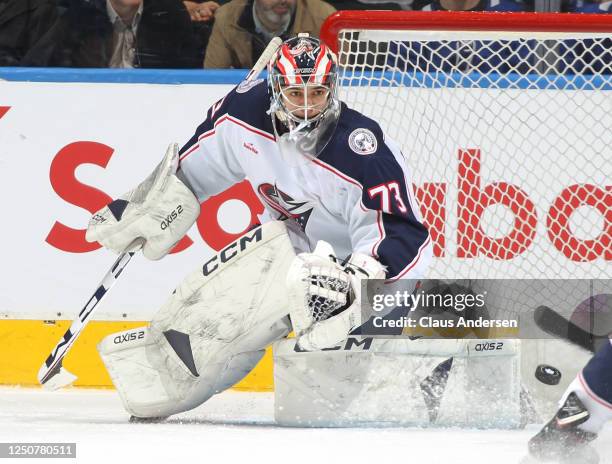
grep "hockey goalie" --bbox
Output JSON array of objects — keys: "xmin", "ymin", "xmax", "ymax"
[{"xmin": 86, "ymin": 35, "xmax": 520, "ymax": 427}]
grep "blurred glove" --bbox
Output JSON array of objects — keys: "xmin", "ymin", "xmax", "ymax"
[{"xmin": 86, "ymin": 143, "xmax": 200, "ymax": 260}]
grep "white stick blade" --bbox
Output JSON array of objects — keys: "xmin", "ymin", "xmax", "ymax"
[{"xmin": 40, "ymin": 366, "xmax": 78, "ymax": 391}]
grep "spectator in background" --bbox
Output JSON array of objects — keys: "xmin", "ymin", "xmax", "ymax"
[
  {"xmin": 182, "ymin": 1, "xmax": 222, "ymax": 70},
  {"xmin": 414, "ymin": 0, "xmax": 529, "ymax": 10},
  {"xmin": 183, "ymin": 0, "xmax": 220, "ymax": 21},
  {"xmin": 0, "ymin": 0, "xmax": 64, "ymax": 66},
  {"xmin": 51, "ymin": 0, "xmax": 201, "ymax": 68},
  {"xmin": 204, "ymin": 0, "xmax": 335, "ymax": 69},
  {"xmin": 564, "ymin": 0, "xmax": 612, "ymax": 12},
  {"xmin": 389, "ymin": 0, "xmax": 531, "ymax": 73},
  {"xmin": 559, "ymin": 1, "xmax": 611, "ymax": 73},
  {"xmin": 331, "ymin": 0, "xmax": 405, "ymax": 9}
]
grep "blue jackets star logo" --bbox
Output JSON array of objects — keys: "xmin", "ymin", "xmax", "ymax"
[{"xmin": 257, "ymin": 183, "xmax": 314, "ymax": 231}]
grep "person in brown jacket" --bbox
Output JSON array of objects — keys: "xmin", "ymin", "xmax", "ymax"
[{"xmin": 203, "ymin": 0, "xmax": 335, "ymax": 68}]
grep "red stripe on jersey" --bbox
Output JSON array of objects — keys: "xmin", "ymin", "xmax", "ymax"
[
  {"xmin": 311, "ymin": 158, "xmax": 361, "ymax": 188},
  {"xmin": 180, "ymin": 143, "xmax": 201, "ymax": 161},
  {"xmin": 310, "ymin": 158, "xmax": 368, "ymax": 213},
  {"xmin": 225, "ymin": 115, "xmax": 275, "ymax": 141},
  {"xmin": 179, "ymin": 114, "xmax": 275, "ymax": 163}
]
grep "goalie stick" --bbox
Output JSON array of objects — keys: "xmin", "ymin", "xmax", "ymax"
[
  {"xmin": 37, "ymin": 38, "xmax": 282, "ymax": 390},
  {"xmin": 533, "ymin": 305, "xmax": 610, "ymax": 354},
  {"xmin": 37, "ymin": 246, "xmax": 139, "ymax": 389}
]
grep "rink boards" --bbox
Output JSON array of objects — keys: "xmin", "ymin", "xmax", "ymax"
[{"xmin": 0, "ymin": 69, "xmax": 608, "ymax": 389}]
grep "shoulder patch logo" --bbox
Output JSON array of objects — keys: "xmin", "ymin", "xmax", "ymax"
[
  {"xmin": 348, "ymin": 128, "xmax": 377, "ymax": 155},
  {"xmin": 236, "ymin": 78, "xmax": 263, "ymax": 94}
]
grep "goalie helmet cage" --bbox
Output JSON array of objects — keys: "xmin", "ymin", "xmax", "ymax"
[{"xmin": 320, "ymin": 11, "xmax": 611, "ymax": 285}]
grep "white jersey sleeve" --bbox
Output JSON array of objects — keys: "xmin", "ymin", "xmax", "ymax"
[{"xmin": 177, "ymin": 93, "xmax": 247, "ymax": 201}]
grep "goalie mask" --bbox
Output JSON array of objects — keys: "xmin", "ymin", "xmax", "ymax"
[{"xmin": 268, "ymin": 34, "xmax": 340, "ymax": 159}]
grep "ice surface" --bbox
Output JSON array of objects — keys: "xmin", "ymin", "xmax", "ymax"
[{"xmin": 1, "ymin": 387, "xmax": 610, "ymax": 464}]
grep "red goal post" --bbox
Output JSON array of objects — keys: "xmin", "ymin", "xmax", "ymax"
[{"xmin": 321, "ymin": 11, "xmax": 612, "ymax": 50}]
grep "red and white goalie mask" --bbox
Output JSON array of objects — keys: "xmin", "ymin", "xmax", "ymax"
[{"xmin": 268, "ymin": 34, "xmax": 340, "ymax": 158}]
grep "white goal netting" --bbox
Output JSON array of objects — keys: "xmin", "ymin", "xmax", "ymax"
[{"xmin": 325, "ymin": 12, "xmax": 611, "ymax": 281}]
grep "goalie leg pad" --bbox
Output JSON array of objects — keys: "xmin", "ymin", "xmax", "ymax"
[
  {"xmin": 98, "ymin": 221, "xmax": 295, "ymax": 418},
  {"xmin": 99, "ymin": 326, "xmax": 199, "ymax": 418},
  {"xmin": 273, "ymin": 337, "xmax": 522, "ymax": 428},
  {"xmin": 98, "ymin": 326, "xmax": 286, "ymax": 418}
]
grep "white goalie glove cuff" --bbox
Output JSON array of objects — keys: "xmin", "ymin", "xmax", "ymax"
[
  {"xmin": 86, "ymin": 143, "xmax": 200, "ymax": 260},
  {"xmin": 286, "ymin": 242, "xmax": 386, "ymax": 351}
]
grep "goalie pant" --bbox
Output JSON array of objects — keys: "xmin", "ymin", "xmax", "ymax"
[
  {"xmin": 561, "ymin": 338, "xmax": 612, "ymax": 434},
  {"xmin": 177, "ymin": 80, "xmax": 432, "ymax": 282}
]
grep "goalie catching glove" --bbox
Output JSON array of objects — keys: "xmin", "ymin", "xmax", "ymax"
[
  {"xmin": 286, "ymin": 241, "xmax": 386, "ymax": 351},
  {"xmin": 86, "ymin": 143, "xmax": 200, "ymax": 260}
]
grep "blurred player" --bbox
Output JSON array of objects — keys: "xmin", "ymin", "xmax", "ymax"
[{"xmin": 529, "ymin": 338, "xmax": 612, "ymax": 462}]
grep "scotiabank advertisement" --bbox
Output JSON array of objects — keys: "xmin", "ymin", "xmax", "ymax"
[
  {"xmin": 0, "ymin": 81, "xmax": 247, "ymax": 320},
  {"xmin": 341, "ymin": 85, "xmax": 610, "ymax": 282},
  {"xmin": 0, "ymin": 80, "xmax": 609, "ymax": 321}
]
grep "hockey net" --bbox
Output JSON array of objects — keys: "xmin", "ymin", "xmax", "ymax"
[
  {"xmin": 321, "ymin": 11, "xmax": 611, "ymax": 282},
  {"xmin": 318, "ymin": 12, "xmax": 611, "ymax": 415}
]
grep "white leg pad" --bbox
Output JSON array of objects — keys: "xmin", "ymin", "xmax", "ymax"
[
  {"xmin": 98, "ymin": 222, "xmax": 295, "ymax": 418},
  {"xmin": 99, "ymin": 327, "xmax": 174, "ymax": 417},
  {"xmin": 99, "ymin": 326, "xmax": 284, "ymax": 418},
  {"xmin": 98, "ymin": 326, "xmax": 216, "ymax": 417},
  {"xmin": 273, "ymin": 337, "xmax": 522, "ymax": 428}
]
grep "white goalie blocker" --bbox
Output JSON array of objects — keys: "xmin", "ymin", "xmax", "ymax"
[
  {"xmin": 97, "ymin": 221, "xmax": 295, "ymax": 419},
  {"xmin": 274, "ymin": 337, "xmax": 522, "ymax": 428}
]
